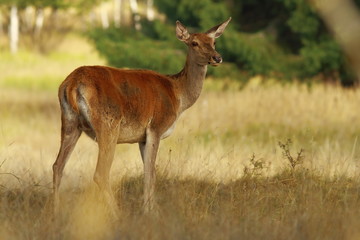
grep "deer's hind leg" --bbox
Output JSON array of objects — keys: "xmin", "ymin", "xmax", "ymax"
[
  {"xmin": 53, "ymin": 108, "xmax": 81, "ymax": 216},
  {"xmin": 92, "ymin": 122, "xmax": 121, "ymax": 218}
]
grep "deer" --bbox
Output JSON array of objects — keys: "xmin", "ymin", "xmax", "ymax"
[{"xmin": 53, "ymin": 17, "xmax": 231, "ymax": 215}]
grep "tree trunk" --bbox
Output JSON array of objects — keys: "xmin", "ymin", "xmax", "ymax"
[
  {"xmin": 146, "ymin": 0, "xmax": 154, "ymax": 21},
  {"xmin": 313, "ymin": 0, "xmax": 360, "ymax": 84},
  {"xmin": 129, "ymin": 0, "xmax": 141, "ymax": 30},
  {"xmin": 100, "ymin": 3, "xmax": 109, "ymax": 29},
  {"xmin": 34, "ymin": 8, "xmax": 44, "ymax": 36},
  {"xmin": 23, "ymin": 6, "xmax": 34, "ymax": 32},
  {"xmin": 9, "ymin": 5, "xmax": 19, "ymax": 54},
  {"xmin": 114, "ymin": 0, "xmax": 122, "ymax": 28}
]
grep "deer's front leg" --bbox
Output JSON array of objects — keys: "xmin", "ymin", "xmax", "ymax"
[{"xmin": 140, "ymin": 129, "xmax": 160, "ymax": 213}]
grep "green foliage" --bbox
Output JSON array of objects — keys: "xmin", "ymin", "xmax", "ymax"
[
  {"xmin": 277, "ymin": 0, "xmax": 346, "ymax": 79},
  {"xmin": 141, "ymin": 19, "xmax": 177, "ymax": 43},
  {"xmin": 220, "ymin": 31, "xmax": 279, "ymax": 75},
  {"xmin": 2, "ymin": 0, "xmax": 357, "ymax": 84},
  {"xmin": 177, "ymin": 0, "xmax": 229, "ymax": 29},
  {"xmin": 0, "ymin": 0, "xmax": 99, "ymax": 10},
  {"xmin": 207, "ymin": 62, "xmax": 242, "ymax": 80},
  {"xmin": 0, "ymin": 0, "xmax": 69, "ymax": 8},
  {"xmin": 88, "ymin": 18, "xmax": 246, "ymax": 79},
  {"xmin": 70, "ymin": 0, "xmax": 102, "ymax": 13},
  {"xmin": 226, "ymin": 0, "xmax": 287, "ymax": 32},
  {"xmin": 87, "ymin": 26, "xmax": 185, "ymax": 74},
  {"xmin": 87, "ymin": 0, "xmax": 357, "ymax": 85},
  {"xmin": 286, "ymin": 6, "xmax": 320, "ymax": 37},
  {"xmin": 155, "ymin": 0, "xmax": 229, "ymax": 29},
  {"xmin": 300, "ymin": 38, "xmax": 343, "ymax": 76}
]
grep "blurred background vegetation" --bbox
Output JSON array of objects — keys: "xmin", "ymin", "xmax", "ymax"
[
  {"xmin": 1, "ymin": 3, "xmax": 360, "ymax": 238},
  {"xmin": 0, "ymin": 0, "xmax": 360, "ymax": 86}
]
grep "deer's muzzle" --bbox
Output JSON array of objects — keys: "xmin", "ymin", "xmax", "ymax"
[{"xmin": 209, "ymin": 55, "xmax": 223, "ymax": 66}]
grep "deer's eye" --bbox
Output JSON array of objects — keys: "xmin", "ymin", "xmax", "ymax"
[
  {"xmin": 191, "ymin": 41, "xmax": 199, "ymax": 47},
  {"xmin": 214, "ymin": 41, "xmax": 216, "ymax": 46}
]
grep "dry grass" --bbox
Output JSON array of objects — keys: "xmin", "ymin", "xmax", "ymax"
[
  {"xmin": 1, "ymin": 173, "xmax": 360, "ymax": 240},
  {"xmin": 1, "ymin": 36, "xmax": 360, "ymax": 239},
  {"xmin": 0, "ymin": 82, "xmax": 360, "ymax": 239}
]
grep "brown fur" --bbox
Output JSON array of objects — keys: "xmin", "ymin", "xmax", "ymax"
[
  {"xmin": 60, "ymin": 66, "xmax": 179, "ymax": 143},
  {"xmin": 53, "ymin": 18, "xmax": 231, "ymax": 215}
]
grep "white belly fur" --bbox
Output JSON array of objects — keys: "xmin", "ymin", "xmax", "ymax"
[{"xmin": 161, "ymin": 123, "xmax": 176, "ymax": 139}]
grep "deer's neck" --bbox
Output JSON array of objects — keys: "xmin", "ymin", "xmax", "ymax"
[{"xmin": 171, "ymin": 53, "xmax": 207, "ymax": 112}]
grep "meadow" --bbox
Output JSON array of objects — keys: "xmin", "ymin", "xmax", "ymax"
[{"xmin": 0, "ymin": 36, "xmax": 360, "ymax": 239}]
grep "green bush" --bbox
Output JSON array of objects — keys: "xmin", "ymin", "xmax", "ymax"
[
  {"xmin": 207, "ymin": 62, "xmax": 243, "ymax": 81},
  {"xmin": 87, "ymin": 22, "xmax": 245, "ymax": 79},
  {"xmin": 219, "ymin": 30, "xmax": 286, "ymax": 76},
  {"xmin": 87, "ymin": 27, "xmax": 185, "ymax": 75},
  {"xmin": 87, "ymin": 0, "xmax": 359, "ymax": 85},
  {"xmin": 299, "ymin": 38, "xmax": 343, "ymax": 77},
  {"xmin": 154, "ymin": 0, "xmax": 229, "ymax": 28}
]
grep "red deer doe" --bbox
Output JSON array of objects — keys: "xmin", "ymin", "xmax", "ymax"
[{"xmin": 53, "ymin": 18, "xmax": 231, "ymax": 214}]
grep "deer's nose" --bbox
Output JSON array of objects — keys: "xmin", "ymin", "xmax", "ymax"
[{"xmin": 212, "ymin": 55, "xmax": 222, "ymax": 63}]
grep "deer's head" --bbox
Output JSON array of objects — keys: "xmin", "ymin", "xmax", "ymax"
[{"xmin": 176, "ymin": 17, "xmax": 231, "ymax": 67}]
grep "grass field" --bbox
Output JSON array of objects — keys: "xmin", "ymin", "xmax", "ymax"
[{"xmin": 0, "ymin": 35, "xmax": 360, "ymax": 239}]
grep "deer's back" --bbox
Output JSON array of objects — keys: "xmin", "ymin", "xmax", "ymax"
[{"xmin": 59, "ymin": 66, "xmax": 180, "ymax": 142}]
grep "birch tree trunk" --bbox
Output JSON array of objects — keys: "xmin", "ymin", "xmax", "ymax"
[
  {"xmin": 146, "ymin": 0, "xmax": 154, "ymax": 21},
  {"xmin": 100, "ymin": 3, "xmax": 109, "ymax": 29},
  {"xmin": 313, "ymin": 0, "xmax": 360, "ymax": 83},
  {"xmin": 23, "ymin": 6, "xmax": 33, "ymax": 32},
  {"xmin": 114, "ymin": 0, "xmax": 122, "ymax": 28},
  {"xmin": 34, "ymin": 8, "xmax": 44, "ymax": 36},
  {"xmin": 129, "ymin": 0, "xmax": 141, "ymax": 30},
  {"xmin": 9, "ymin": 5, "xmax": 19, "ymax": 54}
]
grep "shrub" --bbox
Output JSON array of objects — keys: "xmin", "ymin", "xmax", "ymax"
[
  {"xmin": 88, "ymin": 0, "xmax": 357, "ymax": 85},
  {"xmin": 87, "ymin": 27, "xmax": 185, "ymax": 75},
  {"xmin": 299, "ymin": 38, "xmax": 343, "ymax": 77}
]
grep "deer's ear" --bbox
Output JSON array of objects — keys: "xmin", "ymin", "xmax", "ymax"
[
  {"xmin": 176, "ymin": 20, "xmax": 190, "ymax": 42},
  {"xmin": 206, "ymin": 17, "xmax": 231, "ymax": 38}
]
